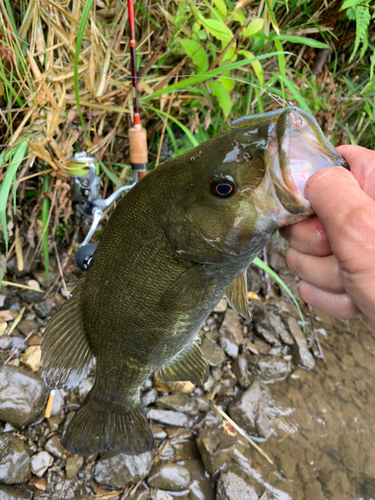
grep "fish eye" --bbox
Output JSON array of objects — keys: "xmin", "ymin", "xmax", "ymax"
[{"xmin": 209, "ymin": 175, "xmax": 237, "ymax": 197}]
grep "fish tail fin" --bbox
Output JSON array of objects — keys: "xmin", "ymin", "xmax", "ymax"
[{"xmin": 63, "ymin": 391, "xmax": 154, "ymax": 456}]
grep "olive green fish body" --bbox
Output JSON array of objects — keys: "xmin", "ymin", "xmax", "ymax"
[{"xmin": 42, "ymin": 107, "xmax": 347, "ymax": 456}]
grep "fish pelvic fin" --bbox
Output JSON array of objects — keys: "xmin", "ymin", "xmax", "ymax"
[
  {"xmin": 63, "ymin": 393, "xmax": 153, "ymax": 456},
  {"xmin": 158, "ymin": 341, "xmax": 209, "ymax": 386},
  {"xmin": 41, "ymin": 276, "xmax": 93, "ymax": 389},
  {"xmin": 225, "ymin": 271, "xmax": 250, "ymax": 319}
]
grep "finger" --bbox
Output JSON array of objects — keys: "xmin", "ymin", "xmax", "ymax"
[
  {"xmin": 285, "ymin": 248, "xmax": 344, "ymax": 292},
  {"xmin": 280, "ymin": 216, "xmax": 332, "ymax": 256},
  {"xmin": 299, "ymin": 281, "xmax": 362, "ymax": 321},
  {"xmin": 337, "ymin": 145, "xmax": 375, "ymax": 199},
  {"xmin": 304, "ymin": 167, "xmax": 375, "ymax": 263}
]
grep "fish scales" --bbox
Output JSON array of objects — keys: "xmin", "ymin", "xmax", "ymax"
[{"xmin": 42, "ymin": 107, "xmax": 348, "ymax": 456}]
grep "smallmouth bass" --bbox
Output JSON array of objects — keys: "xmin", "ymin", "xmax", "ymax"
[{"xmin": 42, "ymin": 107, "xmax": 347, "ymax": 456}]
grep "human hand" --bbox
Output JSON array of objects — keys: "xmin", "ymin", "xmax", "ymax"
[{"xmin": 280, "ymin": 145, "xmax": 375, "ymax": 329}]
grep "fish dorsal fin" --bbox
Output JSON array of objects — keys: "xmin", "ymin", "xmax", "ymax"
[
  {"xmin": 41, "ymin": 276, "xmax": 94, "ymax": 389},
  {"xmin": 157, "ymin": 341, "xmax": 209, "ymax": 386},
  {"xmin": 159, "ymin": 265, "xmax": 214, "ymax": 313},
  {"xmin": 225, "ymin": 271, "xmax": 250, "ymax": 319}
]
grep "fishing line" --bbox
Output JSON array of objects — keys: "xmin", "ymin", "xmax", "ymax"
[{"xmin": 0, "ymin": 20, "xmax": 292, "ymax": 108}]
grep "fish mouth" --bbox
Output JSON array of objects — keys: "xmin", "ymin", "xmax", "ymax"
[{"xmin": 266, "ymin": 107, "xmax": 347, "ymax": 215}]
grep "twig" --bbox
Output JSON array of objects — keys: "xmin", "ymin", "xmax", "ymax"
[
  {"xmin": 308, "ymin": 304, "xmax": 324, "ymax": 359},
  {"xmin": 54, "ymin": 243, "xmax": 68, "ymax": 296},
  {"xmin": 4, "ymin": 330, "xmax": 35, "ymax": 365},
  {"xmin": 213, "ymin": 404, "xmax": 274, "ymax": 465},
  {"xmin": 43, "ymin": 226, "xmax": 79, "ymax": 299}
]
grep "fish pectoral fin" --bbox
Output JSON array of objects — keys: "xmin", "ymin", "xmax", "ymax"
[
  {"xmin": 41, "ymin": 276, "xmax": 94, "ymax": 389},
  {"xmin": 159, "ymin": 265, "xmax": 214, "ymax": 313},
  {"xmin": 157, "ymin": 341, "xmax": 209, "ymax": 386},
  {"xmin": 225, "ymin": 271, "xmax": 250, "ymax": 319}
]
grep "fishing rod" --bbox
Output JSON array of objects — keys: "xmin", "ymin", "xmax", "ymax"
[{"xmin": 71, "ymin": 0, "xmax": 148, "ymax": 273}]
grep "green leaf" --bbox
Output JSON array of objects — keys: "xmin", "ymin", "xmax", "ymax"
[
  {"xmin": 244, "ymin": 19, "xmax": 264, "ymax": 37},
  {"xmin": 340, "ymin": 0, "xmax": 363, "ymax": 11},
  {"xmin": 212, "ymin": 0, "xmax": 227, "ymax": 16},
  {"xmin": 275, "ymin": 34, "xmax": 329, "ymax": 49},
  {"xmin": 219, "ymin": 72, "xmax": 234, "ymax": 90},
  {"xmin": 201, "ymin": 18, "xmax": 233, "ymax": 42},
  {"xmin": 0, "ymin": 141, "xmax": 28, "ymax": 255},
  {"xmin": 207, "ymin": 81, "xmax": 232, "ymax": 119},
  {"xmin": 142, "ymin": 51, "xmax": 289, "ymax": 101},
  {"xmin": 253, "ymin": 257, "xmax": 305, "ymax": 329},
  {"xmin": 238, "ymin": 50, "xmax": 263, "ymax": 86},
  {"xmin": 179, "ymin": 39, "xmax": 208, "ymax": 72}
]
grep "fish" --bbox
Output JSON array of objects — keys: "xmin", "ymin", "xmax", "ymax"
[{"xmin": 41, "ymin": 106, "xmax": 347, "ymax": 456}]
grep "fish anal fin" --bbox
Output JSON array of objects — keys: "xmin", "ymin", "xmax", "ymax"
[
  {"xmin": 225, "ymin": 271, "xmax": 250, "ymax": 319},
  {"xmin": 157, "ymin": 341, "xmax": 209, "ymax": 386},
  {"xmin": 41, "ymin": 276, "xmax": 94, "ymax": 390},
  {"xmin": 159, "ymin": 265, "xmax": 213, "ymax": 313}
]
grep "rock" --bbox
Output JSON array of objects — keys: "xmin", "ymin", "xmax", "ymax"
[
  {"xmin": 185, "ymin": 459, "xmax": 214, "ymax": 500},
  {"xmin": 150, "ymin": 490, "xmax": 174, "ymax": 500},
  {"xmin": 216, "ymin": 470, "xmax": 258, "ymax": 500},
  {"xmin": 156, "ymin": 394, "xmax": 196, "ymax": 413},
  {"xmin": 33, "ymin": 302, "xmax": 51, "ymax": 319},
  {"xmin": 45, "ymin": 436, "xmax": 64, "ymax": 458},
  {"xmin": 142, "ymin": 388, "xmax": 158, "ymax": 407},
  {"xmin": 50, "ymin": 389, "xmax": 64, "ymax": 416},
  {"xmin": 255, "ymin": 356, "xmax": 291, "ymax": 383},
  {"xmin": 94, "ymin": 451, "xmax": 152, "ymax": 488},
  {"xmin": 129, "ymin": 490, "xmax": 149, "ymax": 500},
  {"xmin": 7, "ymin": 253, "xmax": 37, "ymax": 278},
  {"xmin": 229, "ymin": 381, "xmax": 270, "ymax": 439},
  {"xmin": 220, "ymin": 309, "xmax": 244, "ymax": 343},
  {"xmin": 148, "ymin": 409, "xmax": 189, "ymax": 427},
  {"xmin": 30, "ymin": 451, "xmax": 53, "ymax": 477},
  {"xmin": 17, "ymin": 320, "xmax": 38, "ymax": 336},
  {"xmin": 200, "ymin": 337, "xmax": 226, "ymax": 367},
  {"xmin": 65, "ymin": 456, "xmax": 84, "ymax": 479},
  {"xmin": 0, "ymin": 435, "xmax": 31, "ymax": 484},
  {"xmin": 0, "ymin": 366, "xmax": 47, "ymax": 426},
  {"xmin": 213, "ymin": 298, "xmax": 227, "ymax": 313},
  {"xmin": 10, "ymin": 336, "xmax": 27, "ymax": 353},
  {"xmin": 150, "ymin": 424, "xmax": 167, "ymax": 440},
  {"xmin": 20, "ymin": 346, "xmax": 41, "ymax": 372},
  {"xmin": 162, "ymin": 429, "xmax": 199, "ymax": 462},
  {"xmin": 288, "ymin": 317, "xmax": 315, "ymax": 370},
  {"xmin": 232, "ymin": 353, "xmax": 253, "ymax": 388},
  {"xmin": 78, "ymin": 378, "xmax": 93, "ymax": 399},
  {"xmin": 17, "ymin": 290, "xmax": 44, "ymax": 304},
  {"xmin": 148, "ymin": 461, "xmax": 191, "ymax": 491},
  {"xmin": 32, "ymin": 270, "xmax": 58, "ymax": 289},
  {"xmin": 255, "ymin": 310, "xmax": 294, "ymax": 346},
  {"xmin": 0, "ymin": 485, "xmax": 32, "ymax": 500},
  {"xmin": 153, "ymin": 374, "xmax": 195, "ymax": 394},
  {"xmin": 0, "ymin": 337, "xmax": 12, "ymax": 350},
  {"xmin": 246, "ymin": 266, "xmax": 263, "ymax": 295}
]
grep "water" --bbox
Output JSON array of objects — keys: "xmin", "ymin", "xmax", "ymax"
[{"xmin": 243, "ymin": 312, "xmax": 375, "ymax": 499}]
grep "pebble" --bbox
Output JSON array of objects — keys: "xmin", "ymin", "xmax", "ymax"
[
  {"xmin": 45, "ymin": 436, "xmax": 64, "ymax": 459},
  {"xmin": 213, "ymin": 298, "xmax": 227, "ymax": 313},
  {"xmin": 17, "ymin": 320, "xmax": 38, "ymax": 336},
  {"xmin": 153, "ymin": 375, "xmax": 195, "ymax": 394},
  {"xmin": 200, "ymin": 337, "xmax": 226, "ymax": 367},
  {"xmin": 0, "ymin": 337, "xmax": 12, "ymax": 350},
  {"xmin": 30, "ymin": 451, "xmax": 54, "ymax": 477},
  {"xmin": 130, "ymin": 491, "xmax": 149, "ymax": 500},
  {"xmin": 94, "ymin": 451, "xmax": 152, "ymax": 488},
  {"xmin": 150, "ymin": 490, "xmax": 174, "ymax": 500},
  {"xmin": 78, "ymin": 378, "xmax": 93, "ymax": 399},
  {"xmin": 65, "ymin": 456, "xmax": 84, "ymax": 479},
  {"xmin": 141, "ymin": 388, "xmax": 158, "ymax": 407},
  {"xmin": 0, "ymin": 435, "xmax": 31, "ymax": 484},
  {"xmin": 34, "ymin": 302, "xmax": 51, "ymax": 319},
  {"xmin": 17, "ymin": 290, "xmax": 44, "ymax": 304},
  {"xmin": 50, "ymin": 389, "xmax": 64, "ymax": 416},
  {"xmin": 219, "ymin": 309, "xmax": 244, "ymax": 344},
  {"xmin": 256, "ymin": 356, "xmax": 291, "ymax": 383},
  {"xmin": 288, "ymin": 317, "xmax": 315, "ymax": 370},
  {"xmin": 148, "ymin": 409, "xmax": 189, "ymax": 427},
  {"xmin": 216, "ymin": 470, "xmax": 258, "ymax": 500},
  {"xmin": 147, "ymin": 461, "xmax": 191, "ymax": 491},
  {"xmin": 185, "ymin": 459, "xmax": 214, "ymax": 500},
  {"xmin": 229, "ymin": 381, "xmax": 270, "ymax": 439},
  {"xmin": 20, "ymin": 346, "xmax": 41, "ymax": 372},
  {"xmin": 32, "ymin": 270, "xmax": 57, "ymax": 288},
  {"xmin": 156, "ymin": 394, "xmax": 196, "ymax": 413},
  {"xmin": 0, "ymin": 366, "xmax": 47, "ymax": 426},
  {"xmin": 150, "ymin": 424, "xmax": 167, "ymax": 440},
  {"xmin": 0, "ymin": 485, "xmax": 32, "ymax": 500}
]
